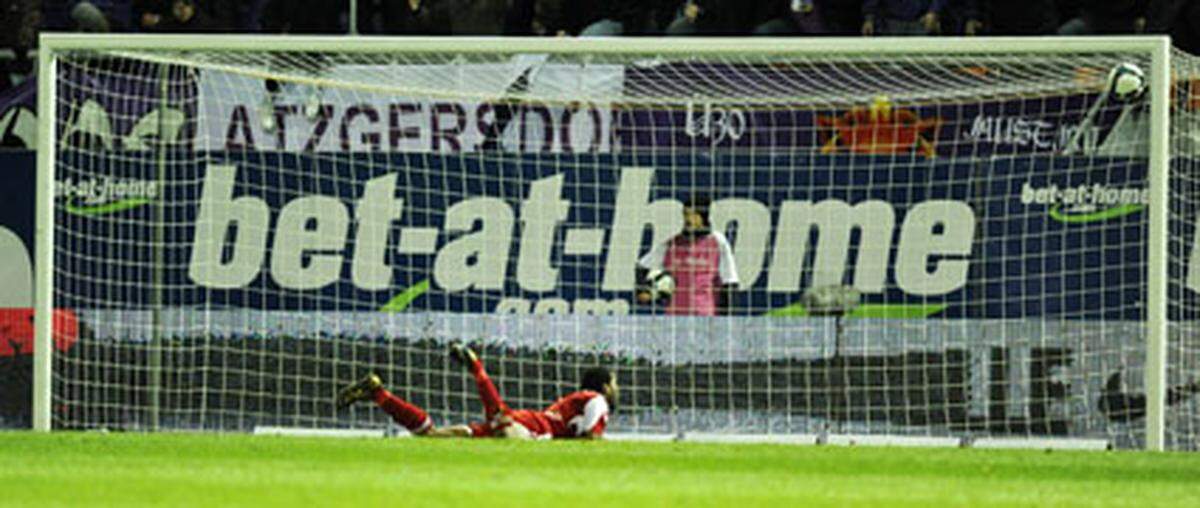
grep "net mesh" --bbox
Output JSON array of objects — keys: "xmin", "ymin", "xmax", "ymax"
[{"xmin": 43, "ymin": 41, "xmax": 1200, "ymax": 449}]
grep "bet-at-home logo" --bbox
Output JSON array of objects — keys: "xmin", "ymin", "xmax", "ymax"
[
  {"xmin": 186, "ymin": 164, "xmax": 978, "ymax": 313},
  {"xmin": 1022, "ymin": 182, "xmax": 1200, "ymax": 295},
  {"xmin": 1020, "ymin": 182, "xmax": 1148, "ymax": 223},
  {"xmin": 57, "ymin": 177, "xmax": 160, "ymax": 216}
]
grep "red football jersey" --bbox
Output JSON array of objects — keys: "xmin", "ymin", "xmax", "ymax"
[{"xmin": 542, "ymin": 390, "xmax": 610, "ymax": 438}]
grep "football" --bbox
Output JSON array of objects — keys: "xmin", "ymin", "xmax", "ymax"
[
  {"xmin": 646, "ymin": 269, "xmax": 676, "ymax": 301},
  {"xmin": 1106, "ymin": 62, "xmax": 1147, "ymax": 103}
]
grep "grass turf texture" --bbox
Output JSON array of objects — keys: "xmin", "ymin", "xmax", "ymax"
[{"xmin": 2, "ymin": 433, "xmax": 1199, "ymax": 507}]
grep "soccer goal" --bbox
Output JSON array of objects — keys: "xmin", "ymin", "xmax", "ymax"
[{"xmin": 34, "ymin": 34, "xmax": 1200, "ymax": 450}]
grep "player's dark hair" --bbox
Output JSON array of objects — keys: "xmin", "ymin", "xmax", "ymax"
[
  {"xmin": 580, "ymin": 366, "xmax": 612, "ymax": 393},
  {"xmin": 684, "ymin": 195, "xmax": 712, "ymax": 227}
]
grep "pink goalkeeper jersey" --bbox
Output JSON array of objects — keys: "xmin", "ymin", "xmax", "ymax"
[{"xmin": 638, "ymin": 232, "xmax": 739, "ymax": 316}]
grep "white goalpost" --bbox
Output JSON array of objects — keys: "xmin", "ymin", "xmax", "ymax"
[{"xmin": 34, "ymin": 34, "xmax": 1194, "ymax": 451}]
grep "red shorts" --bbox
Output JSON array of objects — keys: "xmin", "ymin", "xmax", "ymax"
[{"xmin": 468, "ymin": 409, "xmax": 552, "ymax": 438}]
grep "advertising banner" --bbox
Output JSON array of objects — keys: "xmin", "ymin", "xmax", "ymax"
[
  {"xmin": 197, "ymin": 62, "xmax": 622, "ymax": 154},
  {"xmin": 47, "ymin": 151, "xmax": 1161, "ymax": 321}
]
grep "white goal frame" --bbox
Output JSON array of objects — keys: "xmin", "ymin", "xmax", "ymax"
[{"xmin": 32, "ymin": 34, "xmax": 1173, "ymax": 450}]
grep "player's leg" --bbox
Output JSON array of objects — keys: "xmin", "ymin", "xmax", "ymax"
[
  {"xmin": 422, "ymin": 425, "xmax": 474, "ymax": 438},
  {"xmin": 449, "ymin": 344, "xmax": 510, "ymax": 420},
  {"xmin": 425, "ymin": 421, "xmax": 530, "ymax": 439},
  {"xmin": 495, "ymin": 421, "xmax": 534, "ymax": 440},
  {"xmin": 336, "ymin": 374, "xmax": 433, "ymax": 435},
  {"xmin": 492, "ymin": 411, "xmax": 545, "ymax": 440}
]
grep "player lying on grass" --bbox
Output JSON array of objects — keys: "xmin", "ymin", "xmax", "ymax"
[{"xmin": 337, "ymin": 344, "xmax": 617, "ymax": 439}]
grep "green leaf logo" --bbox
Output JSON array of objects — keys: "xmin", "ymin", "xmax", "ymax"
[
  {"xmin": 64, "ymin": 198, "xmax": 152, "ymax": 216},
  {"xmin": 1049, "ymin": 203, "xmax": 1145, "ymax": 224},
  {"xmin": 379, "ymin": 279, "xmax": 431, "ymax": 313}
]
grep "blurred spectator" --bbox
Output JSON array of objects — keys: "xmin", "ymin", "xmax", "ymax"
[
  {"xmin": 262, "ymin": 0, "xmax": 344, "ymax": 34},
  {"xmin": 133, "ymin": 0, "xmax": 165, "ymax": 30},
  {"xmin": 862, "ymin": 0, "xmax": 944, "ymax": 35},
  {"xmin": 1057, "ymin": 0, "xmax": 1167, "ymax": 34},
  {"xmin": 451, "ymin": 0, "xmax": 511, "ymax": 35},
  {"xmin": 820, "ymin": 0, "xmax": 864, "ymax": 34},
  {"xmin": 379, "ymin": 0, "xmax": 453, "ymax": 35},
  {"xmin": 1, "ymin": 2, "xmax": 39, "ymax": 54},
  {"xmin": 531, "ymin": 0, "xmax": 595, "ymax": 35},
  {"xmin": 664, "ymin": 0, "xmax": 754, "ymax": 35},
  {"xmin": 156, "ymin": 0, "xmax": 221, "ymax": 32},
  {"xmin": 663, "ymin": 1, "xmax": 700, "ymax": 34},
  {"xmin": 579, "ymin": 0, "xmax": 654, "ymax": 36},
  {"xmin": 50, "ymin": 0, "xmax": 134, "ymax": 30},
  {"xmin": 647, "ymin": 0, "xmax": 678, "ymax": 31},
  {"xmin": 861, "ymin": 0, "xmax": 942, "ymax": 34},
  {"xmin": 378, "ymin": 0, "xmax": 533, "ymax": 35},
  {"xmin": 1146, "ymin": 0, "xmax": 1176, "ymax": 32},
  {"xmin": 0, "ymin": 0, "xmax": 39, "ymax": 91},
  {"xmin": 956, "ymin": 0, "xmax": 1057, "ymax": 35},
  {"xmin": 1172, "ymin": 0, "xmax": 1200, "ymax": 54},
  {"xmin": 70, "ymin": 1, "xmax": 114, "ymax": 31},
  {"xmin": 200, "ymin": 0, "xmax": 244, "ymax": 31},
  {"xmin": 750, "ymin": 0, "xmax": 833, "ymax": 35},
  {"xmin": 355, "ymin": 0, "xmax": 386, "ymax": 33},
  {"xmin": 750, "ymin": 0, "xmax": 800, "ymax": 35},
  {"xmin": 1056, "ymin": 0, "xmax": 1084, "ymax": 28}
]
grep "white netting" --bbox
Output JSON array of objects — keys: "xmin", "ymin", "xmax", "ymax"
[
  {"xmin": 1169, "ymin": 51, "xmax": 1200, "ymax": 451},
  {"xmin": 42, "ymin": 39, "xmax": 1200, "ymax": 449}
]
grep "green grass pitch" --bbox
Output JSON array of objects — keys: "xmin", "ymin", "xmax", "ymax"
[{"xmin": 2, "ymin": 433, "xmax": 1199, "ymax": 507}]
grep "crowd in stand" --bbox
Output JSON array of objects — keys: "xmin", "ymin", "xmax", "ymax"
[{"xmin": 3, "ymin": 1, "xmax": 1200, "ymax": 91}]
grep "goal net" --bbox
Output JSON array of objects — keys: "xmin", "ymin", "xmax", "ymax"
[{"xmin": 34, "ymin": 35, "xmax": 1200, "ymax": 450}]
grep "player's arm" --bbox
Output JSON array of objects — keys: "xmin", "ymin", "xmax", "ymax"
[
  {"xmin": 634, "ymin": 267, "xmax": 652, "ymax": 303},
  {"xmin": 714, "ymin": 232, "xmax": 740, "ymax": 315},
  {"xmin": 636, "ymin": 241, "xmax": 668, "ymax": 304},
  {"xmin": 573, "ymin": 395, "xmax": 610, "ymax": 438}
]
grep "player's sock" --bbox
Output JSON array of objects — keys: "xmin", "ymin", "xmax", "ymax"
[
  {"xmin": 469, "ymin": 360, "xmax": 509, "ymax": 419},
  {"xmin": 373, "ymin": 389, "xmax": 432, "ymax": 434}
]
